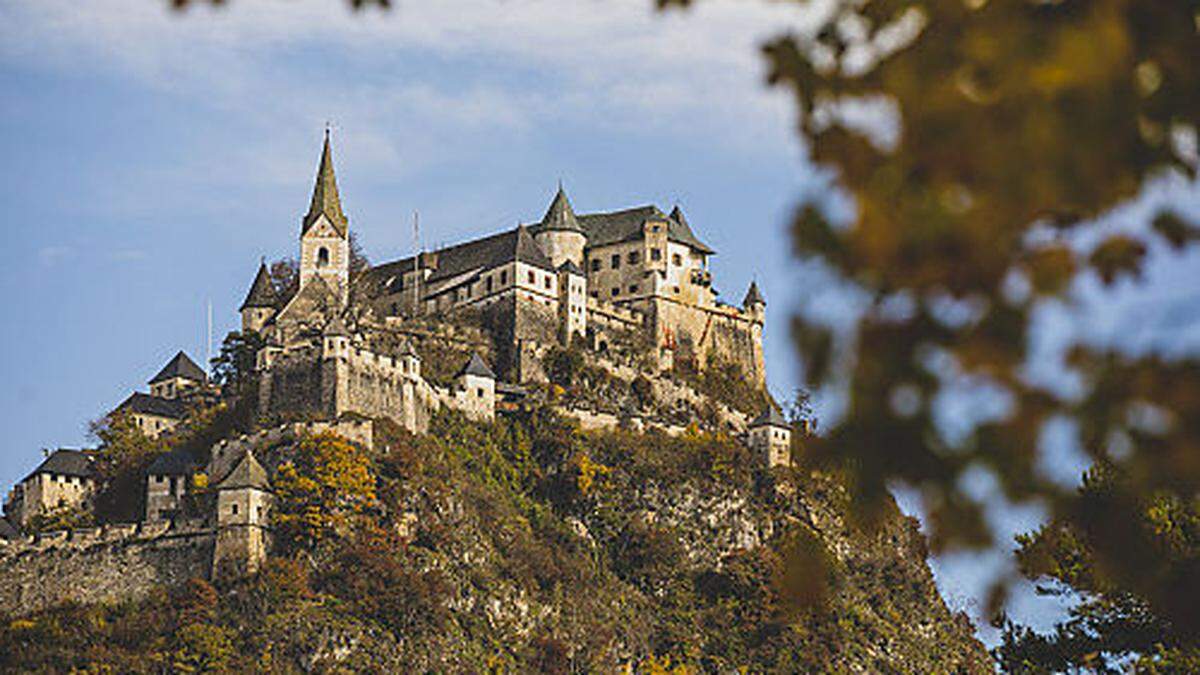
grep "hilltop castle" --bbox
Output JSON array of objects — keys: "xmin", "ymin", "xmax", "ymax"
[
  {"xmin": 0, "ymin": 133, "xmax": 791, "ymax": 602},
  {"xmin": 245, "ymin": 132, "xmax": 770, "ymax": 436}
]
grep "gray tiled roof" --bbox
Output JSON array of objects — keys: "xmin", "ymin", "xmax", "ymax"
[
  {"xmin": 574, "ymin": 204, "xmax": 715, "ymax": 254},
  {"xmin": 742, "ymin": 281, "xmax": 765, "ymax": 307},
  {"xmin": 302, "ymin": 131, "xmax": 348, "ymax": 237},
  {"xmin": 0, "ymin": 517, "xmax": 18, "ymax": 540},
  {"xmin": 371, "ymin": 225, "xmax": 556, "ymax": 291},
  {"xmin": 240, "ymin": 261, "xmax": 276, "ymax": 310},
  {"xmin": 24, "ymin": 449, "xmax": 94, "ymax": 483},
  {"xmin": 539, "ymin": 187, "xmax": 584, "ymax": 232},
  {"xmin": 147, "ymin": 447, "xmax": 198, "ymax": 476},
  {"xmin": 456, "ymin": 353, "xmax": 496, "ymax": 379},
  {"xmin": 149, "ymin": 351, "xmax": 207, "ymax": 385},
  {"xmin": 749, "ymin": 407, "xmax": 789, "ymax": 429},
  {"xmin": 118, "ymin": 392, "xmax": 188, "ymax": 419},
  {"xmin": 217, "ymin": 450, "xmax": 270, "ymax": 491},
  {"xmin": 557, "ymin": 260, "xmax": 584, "ymax": 276}
]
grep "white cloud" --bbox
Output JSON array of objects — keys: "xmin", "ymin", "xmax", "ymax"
[{"xmin": 0, "ymin": 0, "xmax": 826, "ymax": 183}]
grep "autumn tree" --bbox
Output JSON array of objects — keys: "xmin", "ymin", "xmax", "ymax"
[
  {"xmin": 994, "ymin": 463, "xmax": 1200, "ymax": 671},
  {"xmin": 273, "ymin": 431, "xmax": 377, "ymax": 551},
  {"xmin": 716, "ymin": 0, "xmax": 1200, "ymax": 640},
  {"xmin": 90, "ymin": 411, "xmax": 166, "ymax": 522}
]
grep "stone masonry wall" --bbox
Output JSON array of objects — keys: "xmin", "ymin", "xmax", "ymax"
[{"xmin": 0, "ymin": 522, "xmax": 214, "ymax": 617}]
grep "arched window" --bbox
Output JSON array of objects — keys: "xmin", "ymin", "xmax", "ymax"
[{"xmin": 317, "ymin": 247, "xmax": 330, "ymax": 268}]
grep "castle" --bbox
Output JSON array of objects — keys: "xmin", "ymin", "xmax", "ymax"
[{"xmin": 0, "ymin": 133, "xmax": 792, "ymax": 609}]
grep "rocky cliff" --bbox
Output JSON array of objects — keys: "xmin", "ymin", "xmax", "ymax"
[{"xmin": 0, "ymin": 409, "xmax": 988, "ymax": 672}]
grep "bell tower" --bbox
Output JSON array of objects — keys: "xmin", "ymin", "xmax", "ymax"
[{"xmin": 299, "ymin": 129, "xmax": 350, "ymax": 306}]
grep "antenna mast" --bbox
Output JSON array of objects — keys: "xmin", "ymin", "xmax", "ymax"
[
  {"xmin": 206, "ymin": 299, "xmax": 213, "ymax": 374},
  {"xmin": 412, "ymin": 210, "xmax": 420, "ymax": 313}
]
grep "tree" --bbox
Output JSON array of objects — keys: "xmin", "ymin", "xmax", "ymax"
[
  {"xmin": 268, "ymin": 257, "xmax": 298, "ymax": 309},
  {"xmin": 273, "ymin": 431, "xmax": 377, "ymax": 551},
  {"xmin": 995, "ymin": 464, "xmax": 1200, "ymax": 672},
  {"xmin": 735, "ymin": 0, "xmax": 1200, "ymax": 639},
  {"xmin": 210, "ymin": 330, "xmax": 264, "ymax": 393},
  {"xmin": 90, "ymin": 412, "xmax": 166, "ymax": 522}
]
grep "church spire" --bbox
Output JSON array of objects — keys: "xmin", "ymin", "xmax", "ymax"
[{"xmin": 302, "ymin": 129, "xmax": 348, "ymax": 237}]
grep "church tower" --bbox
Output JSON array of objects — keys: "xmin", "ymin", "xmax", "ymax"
[{"xmin": 299, "ymin": 129, "xmax": 350, "ymax": 306}]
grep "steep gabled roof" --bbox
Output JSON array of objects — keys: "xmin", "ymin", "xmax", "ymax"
[
  {"xmin": 23, "ymin": 449, "xmax": 94, "ymax": 483},
  {"xmin": 749, "ymin": 407, "xmax": 789, "ymax": 429},
  {"xmin": 456, "ymin": 353, "xmax": 496, "ymax": 379},
  {"xmin": 217, "ymin": 450, "xmax": 270, "ymax": 491},
  {"xmin": 557, "ymin": 260, "xmax": 584, "ymax": 276},
  {"xmin": 149, "ymin": 351, "xmax": 207, "ymax": 385},
  {"xmin": 240, "ymin": 261, "xmax": 277, "ymax": 311},
  {"xmin": 742, "ymin": 281, "xmax": 765, "ymax": 307},
  {"xmin": 539, "ymin": 187, "xmax": 584, "ymax": 233},
  {"xmin": 147, "ymin": 447, "xmax": 198, "ymax": 476},
  {"xmin": 118, "ymin": 392, "xmax": 188, "ymax": 420},
  {"xmin": 575, "ymin": 204, "xmax": 715, "ymax": 254},
  {"xmin": 301, "ymin": 130, "xmax": 348, "ymax": 238},
  {"xmin": 370, "ymin": 226, "xmax": 556, "ymax": 290}
]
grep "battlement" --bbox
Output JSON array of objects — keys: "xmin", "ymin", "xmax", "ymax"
[{"xmin": 0, "ymin": 518, "xmax": 212, "ymax": 560}]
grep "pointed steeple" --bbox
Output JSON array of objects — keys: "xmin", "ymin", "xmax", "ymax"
[
  {"xmin": 301, "ymin": 129, "xmax": 348, "ymax": 237},
  {"xmin": 540, "ymin": 186, "xmax": 583, "ymax": 232},
  {"xmin": 742, "ymin": 280, "xmax": 765, "ymax": 308},
  {"xmin": 239, "ymin": 261, "xmax": 276, "ymax": 311}
]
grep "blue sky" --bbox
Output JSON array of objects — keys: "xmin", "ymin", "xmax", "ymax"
[{"xmin": 2, "ymin": 0, "xmax": 1199, "ymax": 646}]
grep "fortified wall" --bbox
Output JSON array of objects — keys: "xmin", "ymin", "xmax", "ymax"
[{"xmin": 0, "ymin": 521, "xmax": 214, "ymax": 616}]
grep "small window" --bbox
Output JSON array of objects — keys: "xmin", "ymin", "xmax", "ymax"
[
  {"xmin": 651, "ymin": 248, "xmax": 662, "ymax": 262},
  {"xmin": 528, "ymin": 271, "xmax": 535, "ymax": 284},
  {"xmin": 610, "ymin": 254, "xmax": 620, "ymax": 269},
  {"xmin": 611, "ymin": 287, "xmax": 619, "ymax": 297},
  {"xmin": 590, "ymin": 291, "xmax": 598, "ymax": 298},
  {"xmin": 628, "ymin": 284, "xmax": 638, "ymax": 294},
  {"xmin": 500, "ymin": 271, "xmax": 508, "ymax": 284},
  {"xmin": 231, "ymin": 504, "xmax": 239, "ymax": 515},
  {"xmin": 317, "ymin": 247, "xmax": 330, "ymax": 268},
  {"xmin": 673, "ymin": 286, "xmax": 681, "ymax": 294},
  {"xmin": 590, "ymin": 259, "xmax": 601, "ymax": 272},
  {"xmin": 672, "ymin": 253, "xmax": 682, "ymax": 266},
  {"xmin": 486, "ymin": 277, "xmax": 494, "ymax": 293},
  {"xmin": 627, "ymin": 252, "xmax": 639, "ymax": 265},
  {"xmin": 476, "ymin": 387, "xmax": 484, "ymax": 398},
  {"xmin": 544, "ymin": 276, "xmax": 551, "ymax": 289}
]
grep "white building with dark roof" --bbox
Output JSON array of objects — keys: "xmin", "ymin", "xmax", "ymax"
[{"xmin": 2, "ymin": 448, "xmax": 96, "ymax": 529}]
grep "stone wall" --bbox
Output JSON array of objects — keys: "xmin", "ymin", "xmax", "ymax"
[
  {"xmin": 650, "ymin": 298, "xmax": 765, "ymax": 387},
  {"xmin": 258, "ymin": 346, "xmax": 327, "ymax": 423},
  {"xmin": 0, "ymin": 521, "xmax": 214, "ymax": 617},
  {"xmin": 209, "ymin": 419, "xmax": 374, "ymax": 484}
]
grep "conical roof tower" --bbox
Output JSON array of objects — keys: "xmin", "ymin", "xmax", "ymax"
[
  {"xmin": 240, "ymin": 261, "xmax": 276, "ymax": 311},
  {"xmin": 540, "ymin": 186, "xmax": 583, "ymax": 232}
]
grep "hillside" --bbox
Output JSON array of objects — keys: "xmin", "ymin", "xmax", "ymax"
[{"xmin": 0, "ymin": 408, "xmax": 988, "ymax": 673}]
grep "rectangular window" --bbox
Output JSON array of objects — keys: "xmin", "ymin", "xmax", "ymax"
[
  {"xmin": 544, "ymin": 276, "xmax": 551, "ymax": 289},
  {"xmin": 628, "ymin": 284, "xmax": 638, "ymax": 294},
  {"xmin": 610, "ymin": 254, "xmax": 620, "ymax": 269},
  {"xmin": 476, "ymin": 388, "xmax": 484, "ymax": 398},
  {"xmin": 528, "ymin": 271, "xmax": 535, "ymax": 284},
  {"xmin": 590, "ymin": 259, "xmax": 600, "ymax": 272},
  {"xmin": 627, "ymin": 251, "xmax": 640, "ymax": 265},
  {"xmin": 231, "ymin": 504, "xmax": 239, "ymax": 515},
  {"xmin": 651, "ymin": 248, "xmax": 662, "ymax": 261},
  {"xmin": 611, "ymin": 287, "xmax": 619, "ymax": 297},
  {"xmin": 672, "ymin": 253, "xmax": 683, "ymax": 266},
  {"xmin": 500, "ymin": 270, "xmax": 508, "ymax": 284},
  {"xmin": 486, "ymin": 277, "xmax": 494, "ymax": 293}
]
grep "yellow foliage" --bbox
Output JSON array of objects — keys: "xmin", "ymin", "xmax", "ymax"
[{"xmin": 574, "ymin": 452, "xmax": 610, "ymax": 496}]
